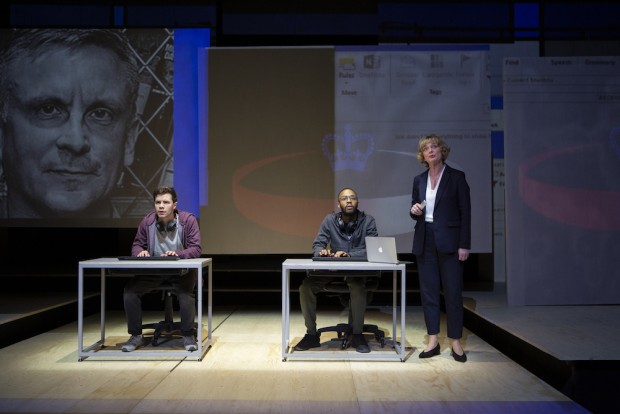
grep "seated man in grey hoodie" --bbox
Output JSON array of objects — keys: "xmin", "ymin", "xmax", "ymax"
[{"xmin": 294, "ymin": 187, "xmax": 378, "ymax": 353}]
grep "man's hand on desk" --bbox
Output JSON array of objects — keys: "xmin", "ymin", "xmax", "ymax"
[
  {"xmin": 318, "ymin": 249, "xmax": 350, "ymax": 257},
  {"xmin": 136, "ymin": 250, "xmax": 179, "ymax": 257}
]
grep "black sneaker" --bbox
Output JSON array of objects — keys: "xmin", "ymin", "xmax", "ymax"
[
  {"xmin": 352, "ymin": 334, "xmax": 370, "ymax": 353},
  {"xmin": 293, "ymin": 333, "xmax": 321, "ymax": 351}
]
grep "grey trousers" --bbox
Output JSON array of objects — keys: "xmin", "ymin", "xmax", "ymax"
[
  {"xmin": 299, "ymin": 274, "xmax": 367, "ymax": 335},
  {"xmin": 123, "ymin": 270, "xmax": 196, "ymax": 336}
]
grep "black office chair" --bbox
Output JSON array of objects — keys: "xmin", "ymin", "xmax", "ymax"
[
  {"xmin": 311, "ymin": 271, "xmax": 387, "ymax": 350},
  {"xmin": 110, "ymin": 268, "xmax": 195, "ymax": 347},
  {"xmin": 142, "ymin": 282, "xmax": 184, "ymax": 346},
  {"xmin": 141, "ymin": 270, "xmax": 202, "ymax": 346}
]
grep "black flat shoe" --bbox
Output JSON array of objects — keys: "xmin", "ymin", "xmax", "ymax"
[
  {"xmin": 418, "ymin": 343, "xmax": 440, "ymax": 359},
  {"xmin": 451, "ymin": 348, "xmax": 467, "ymax": 363}
]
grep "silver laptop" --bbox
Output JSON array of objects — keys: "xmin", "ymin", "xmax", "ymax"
[{"xmin": 365, "ymin": 236, "xmax": 399, "ymax": 264}]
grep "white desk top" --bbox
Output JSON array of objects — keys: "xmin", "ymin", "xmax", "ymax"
[
  {"xmin": 79, "ymin": 257, "xmax": 211, "ymax": 269},
  {"xmin": 282, "ymin": 258, "xmax": 406, "ymax": 271}
]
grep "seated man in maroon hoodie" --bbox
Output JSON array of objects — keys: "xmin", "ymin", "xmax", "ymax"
[{"xmin": 122, "ymin": 186, "xmax": 202, "ymax": 352}]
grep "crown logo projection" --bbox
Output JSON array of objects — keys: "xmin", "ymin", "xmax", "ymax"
[{"xmin": 322, "ymin": 125, "xmax": 375, "ymax": 171}]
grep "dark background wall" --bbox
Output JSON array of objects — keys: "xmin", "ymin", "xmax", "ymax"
[{"xmin": 3, "ymin": 1, "xmax": 620, "ymax": 45}]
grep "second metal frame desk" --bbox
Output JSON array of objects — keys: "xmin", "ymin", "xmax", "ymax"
[
  {"xmin": 282, "ymin": 258, "xmax": 407, "ymax": 361},
  {"xmin": 78, "ymin": 257, "xmax": 212, "ymax": 361}
]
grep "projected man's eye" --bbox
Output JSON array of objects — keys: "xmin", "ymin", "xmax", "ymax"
[
  {"xmin": 36, "ymin": 103, "xmax": 65, "ymax": 121},
  {"xmin": 87, "ymin": 108, "xmax": 115, "ymax": 126}
]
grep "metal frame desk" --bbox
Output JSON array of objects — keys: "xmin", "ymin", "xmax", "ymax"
[
  {"xmin": 282, "ymin": 259, "xmax": 407, "ymax": 361},
  {"xmin": 78, "ymin": 257, "xmax": 212, "ymax": 361}
]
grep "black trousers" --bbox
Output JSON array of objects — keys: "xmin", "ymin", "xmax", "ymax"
[
  {"xmin": 123, "ymin": 270, "xmax": 196, "ymax": 336},
  {"xmin": 299, "ymin": 275, "xmax": 367, "ymax": 335},
  {"xmin": 416, "ymin": 222, "xmax": 464, "ymax": 339}
]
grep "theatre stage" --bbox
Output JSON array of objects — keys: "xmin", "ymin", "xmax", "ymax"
[{"xmin": 0, "ymin": 286, "xmax": 604, "ymax": 414}]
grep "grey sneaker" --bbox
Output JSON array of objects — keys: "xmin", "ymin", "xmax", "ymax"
[
  {"xmin": 183, "ymin": 335, "xmax": 197, "ymax": 351},
  {"xmin": 121, "ymin": 334, "xmax": 144, "ymax": 352}
]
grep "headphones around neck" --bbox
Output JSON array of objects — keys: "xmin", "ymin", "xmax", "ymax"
[
  {"xmin": 336, "ymin": 212, "xmax": 358, "ymax": 234},
  {"xmin": 156, "ymin": 215, "xmax": 177, "ymax": 232}
]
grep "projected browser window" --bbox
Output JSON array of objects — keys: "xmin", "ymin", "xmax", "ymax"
[
  {"xmin": 504, "ymin": 56, "xmax": 620, "ymax": 305},
  {"xmin": 202, "ymin": 46, "xmax": 492, "ymax": 254},
  {"xmin": 333, "ymin": 45, "xmax": 492, "ymax": 253}
]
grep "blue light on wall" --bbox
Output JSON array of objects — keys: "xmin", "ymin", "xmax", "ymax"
[
  {"xmin": 514, "ymin": 3, "xmax": 540, "ymax": 38},
  {"xmin": 174, "ymin": 29, "xmax": 210, "ymax": 217},
  {"xmin": 113, "ymin": 6, "xmax": 124, "ymax": 26}
]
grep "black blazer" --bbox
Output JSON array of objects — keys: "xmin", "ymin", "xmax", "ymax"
[{"xmin": 410, "ymin": 164, "xmax": 471, "ymax": 255}]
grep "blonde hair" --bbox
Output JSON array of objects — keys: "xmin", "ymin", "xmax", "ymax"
[{"xmin": 417, "ymin": 134, "xmax": 450, "ymax": 167}]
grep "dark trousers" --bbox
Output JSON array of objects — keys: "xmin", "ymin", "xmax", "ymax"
[
  {"xmin": 299, "ymin": 275, "xmax": 367, "ymax": 335},
  {"xmin": 123, "ymin": 270, "xmax": 196, "ymax": 336},
  {"xmin": 416, "ymin": 222, "xmax": 464, "ymax": 339}
]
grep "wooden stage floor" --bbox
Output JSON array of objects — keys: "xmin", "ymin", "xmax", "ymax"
[{"xmin": 0, "ymin": 297, "xmax": 591, "ymax": 414}]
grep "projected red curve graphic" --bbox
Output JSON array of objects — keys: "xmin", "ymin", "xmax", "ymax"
[
  {"xmin": 519, "ymin": 144, "xmax": 620, "ymax": 230},
  {"xmin": 232, "ymin": 152, "xmax": 333, "ymax": 238}
]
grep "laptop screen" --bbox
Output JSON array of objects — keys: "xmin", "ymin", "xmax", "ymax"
[{"xmin": 364, "ymin": 237, "xmax": 399, "ymax": 264}]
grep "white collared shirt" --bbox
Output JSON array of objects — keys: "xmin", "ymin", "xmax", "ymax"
[{"xmin": 424, "ymin": 166, "xmax": 445, "ymax": 223}]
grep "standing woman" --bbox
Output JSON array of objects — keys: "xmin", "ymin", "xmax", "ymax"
[{"xmin": 410, "ymin": 134, "xmax": 471, "ymax": 362}]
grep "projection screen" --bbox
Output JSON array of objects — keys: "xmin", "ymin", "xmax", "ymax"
[
  {"xmin": 504, "ymin": 55, "xmax": 620, "ymax": 305},
  {"xmin": 202, "ymin": 45, "xmax": 492, "ymax": 254}
]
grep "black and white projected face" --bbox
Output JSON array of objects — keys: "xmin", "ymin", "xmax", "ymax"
[
  {"xmin": 2, "ymin": 45, "xmax": 135, "ymax": 218},
  {"xmin": 0, "ymin": 28, "xmax": 175, "ymax": 223}
]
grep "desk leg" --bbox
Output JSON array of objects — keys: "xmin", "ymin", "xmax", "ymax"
[
  {"xmin": 197, "ymin": 265, "xmax": 203, "ymax": 358},
  {"xmin": 400, "ymin": 267, "xmax": 406, "ymax": 361},
  {"xmin": 78, "ymin": 265, "xmax": 84, "ymax": 361},
  {"xmin": 394, "ymin": 269, "xmax": 400, "ymax": 355},
  {"xmin": 281, "ymin": 267, "xmax": 289, "ymax": 361},
  {"xmin": 100, "ymin": 268, "xmax": 106, "ymax": 343},
  {"xmin": 208, "ymin": 263, "xmax": 212, "ymax": 342},
  {"xmin": 392, "ymin": 270, "xmax": 397, "ymax": 347}
]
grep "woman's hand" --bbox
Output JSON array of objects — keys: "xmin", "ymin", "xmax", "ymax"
[
  {"xmin": 410, "ymin": 202, "xmax": 425, "ymax": 216},
  {"xmin": 458, "ymin": 248, "xmax": 470, "ymax": 261}
]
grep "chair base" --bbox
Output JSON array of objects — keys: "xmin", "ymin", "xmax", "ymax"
[
  {"xmin": 142, "ymin": 321, "xmax": 201, "ymax": 346},
  {"xmin": 317, "ymin": 323, "xmax": 386, "ymax": 349},
  {"xmin": 142, "ymin": 320, "xmax": 183, "ymax": 346}
]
